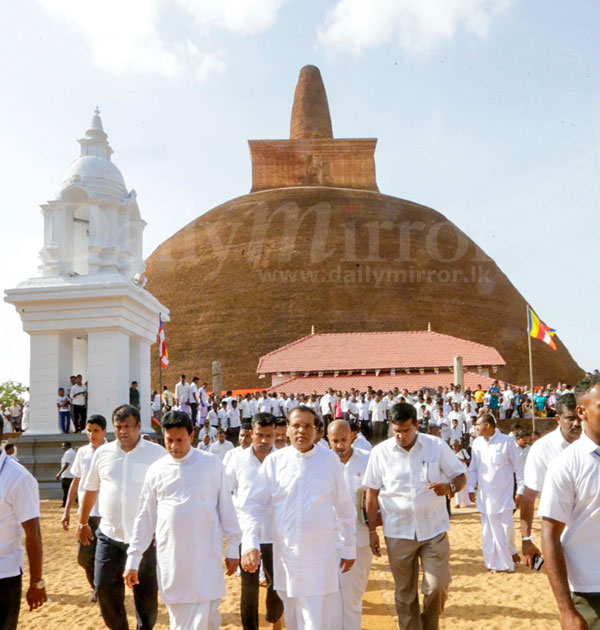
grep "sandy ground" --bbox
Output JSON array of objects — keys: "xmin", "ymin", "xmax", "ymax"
[{"xmin": 18, "ymin": 500, "xmax": 559, "ymax": 629}]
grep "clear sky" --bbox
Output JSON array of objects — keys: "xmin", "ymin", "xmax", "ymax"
[{"xmin": 1, "ymin": 0, "xmax": 598, "ymax": 385}]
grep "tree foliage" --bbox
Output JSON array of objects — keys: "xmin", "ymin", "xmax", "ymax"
[{"xmin": 0, "ymin": 381, "xmax": 27, "ymax": 408}]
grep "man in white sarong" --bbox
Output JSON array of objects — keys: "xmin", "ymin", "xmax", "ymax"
[
  {"xmin": 240, "ymin": 405, "xmax": 356, "ymax": 630},
  {"xmin": 468, "ymin": 413, "xmax": 524, "ymax": 573},
  {"xmin": 328, "ymin": 420, "xmax": 372, "ymax": 630},
  {"xmin": 124, "ymin": 410, "xmax": 241, "ymax": 630},
  {"xmin": 226, "ymin": 413, "xmax": 283, "ymax": 630}
]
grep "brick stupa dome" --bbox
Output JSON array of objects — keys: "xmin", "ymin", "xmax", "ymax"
[{"xmin": 146, "ymin": 65, "xmax": 583, "ymax": 389}]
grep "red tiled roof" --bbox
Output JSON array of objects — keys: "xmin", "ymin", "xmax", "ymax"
[
  {"xmin": 257, "ymin": 331, "xmax": 505, "ymax": 374},
  {"xmin": 266, "ymin": 371, "xmax": 500, "ymax": 395}
]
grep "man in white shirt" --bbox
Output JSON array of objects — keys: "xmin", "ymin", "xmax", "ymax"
[
  {"xmin": 350, "ymin": 421, "xmax": 372, "ymax": 452},
  {"xmin": 274, "ymin": 419, "xmax": 288, "ymax": 449},
  {"xmin": 468, "ymin": 413, "xmax": 524, "ymax": 573},
  {"xmin": 226, "ymin": 413, "xmax": 283, "ymax": 630},
  {"xmin": 55, "ymin": 441, "xmax": 76, "ymax": 508},
  {"xmin": 520, "ymin": 393, "xmax": 581, "ymax": 568},
  {"xmin": 364, "ymin": 402, "xmax": 465, "ymax": 630},
  {"xmin": 78, "ymin": 404, "xmax": 165, "ymax": 630},
  {"xmin": 188, "ymin": 376, "xmax": 199, "ymax": 426},
  {"xmin": 539, "ymin": 375, "xmax": 600, "ymax": 630},
  {"xmin": 328, "ymin": 420, "xmax": 372, "ymax": 630},
  {"xmin": 240, "ymin": 406, "xmax": 356, "ymax": 630},
  {"xmin": 123, "ymin": 411, "xmax": 240, "ymax": 630},
  {"xmin": 448, "ymin": 403, "xmax": 467, "ymax": 437},
  {"xmin": 206, "ymin": 403, "xmax": 220, "ymax": 429},
  {"xmin": 174, "ymin": 374, "xmax": 190, "ymax": 416},
  {"xmin": 223, "ymin": 424, "xmax": 253, "ymax": 468},
  {"xmin": 197, "ymin": 433, "xmax": 212, "ymax": 452},
  {"xmin": 514, "ymin": 430, "xmax": 531, "ymax": 466},
  {"xmin": 369, "ymin": 392, "xmax": 388, "ymax": 444},
  {"xmin": 0, "ymin": 446, "xmax": 47, "ymax": 628},
  {"xmin": 319, "ymin": 388, "xmax": 336, "ymax": 434},
  {"xmin": 69, "ymin": 374, "xmax": 88, "ymax": 432},
  {"xmin": 209, "ymin": 428, "xmax": 235, "ymax": 460},
  {"xmin": 61, "ymin": 414, "xmax": 107, "ymax": 599},
  {"xmin": 284, "ymin": 394, "xmax": 299, "ymax": 419},
  {"xmin": 198, "ymin": 381, "xmax": 209, "ymax": 423},
  {"xmin": 198, "ymin": 418, "xmax": 218, "ymax": 444},
  {"xmin": 227, "ymin": 399, "xmax": 242, "ymax": 445},
  {"xmin": 240, "ymin": 394, "xmax": 254, "ymax": 424}
]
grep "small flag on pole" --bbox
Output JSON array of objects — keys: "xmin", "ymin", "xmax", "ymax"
[
  {"xmin": 391, "ymin": 368, "xmax": 396, "ymax": 376},
  {"xmin": 527, "ymin": 306, "xmax": 557, "ymax": 351},
  {"xmin": 158, "ymin": 315, "xmax": 169, "ymax": 368},
  {"xmin": 361, "ymin": 370, "xmax": 367, "ymax": 376}
]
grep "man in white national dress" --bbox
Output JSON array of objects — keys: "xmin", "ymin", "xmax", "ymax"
[
  {"xmin": 124, "ymin": 410, "xmax": 241, "ymax": 630},
  {"xmin": 239, "ymin": 405, "xmax": 356, "ymax": 630}
]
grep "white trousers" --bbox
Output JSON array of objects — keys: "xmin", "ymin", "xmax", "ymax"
[
  {"xmin": 166, "ymin": 600, "xmax": 220, "ymax": 630},
  {"xmin": 481, "ymin": 510, "xmax": 515, "ymax": 571},
  {"xmin": 278, "ymin": 589, "xmax": 342, "ymax": 630},
  {"xmin": 340, "ymin": 545, "xmax": 373, "ymax": 630}
]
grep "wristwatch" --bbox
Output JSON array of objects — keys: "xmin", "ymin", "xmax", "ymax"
[
  {"xmin": 31, "ymin": 579, "xmax": 45, "ymax": 589},
  {"xmin": 521, "ymin": 536, "xmax": 533, "ymax": 542},
  {"xmin": 449, "ymin": 482, "xmax": 456, "ymax": 494}
]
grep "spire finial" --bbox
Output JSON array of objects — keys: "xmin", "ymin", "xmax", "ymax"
[
  {"xmin": 427, "ymin": 322, "xmax": 431, "ymax": 332},
  {"xmin": 290, "ymin": 65, "xmax": 333, "ymax": 140},
  {"xmin": 94, "ymin": 105, "xmax": 100, "ymax": 116},
  {"xmin": 311, "ymin": 325, "xmax": 315, "ymax": 335}
]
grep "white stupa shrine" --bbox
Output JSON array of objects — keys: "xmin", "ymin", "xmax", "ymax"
[{"xmin": 5, "ymin": 109, "xmax": 168, "ymax": 434}]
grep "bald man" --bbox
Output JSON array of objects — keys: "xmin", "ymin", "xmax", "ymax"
[{"xmin": 328, "ymin": 420, "xmax": 372, "ymax": 630}]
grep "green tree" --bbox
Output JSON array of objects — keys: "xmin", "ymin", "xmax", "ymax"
[{"xmin": 0, "ymin": 381, "xmax": 27, "ymax": 408}]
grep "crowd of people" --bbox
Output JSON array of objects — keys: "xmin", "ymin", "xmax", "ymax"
[{"xmin": 1, "ymin": 371, "xmax": 600, "ymax": 630}]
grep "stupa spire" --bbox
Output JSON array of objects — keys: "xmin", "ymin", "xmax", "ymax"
[
  {"xmin": 290, "ymin": 65, "xmax": 333, "ymax": 140},
  {"xmin": 79, "ymin": 106, "xmax": 113, "ymax": 160}
]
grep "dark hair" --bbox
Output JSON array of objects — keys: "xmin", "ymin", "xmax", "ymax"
[
  {"xmin": 240, "ymin": 423, "xmax": 252, "ymax": 432},
  {"xmin": 131, "ymin": 381, "xmax": 137, "ymax": 386},
  {"xmin": 479, "ymin": 412, "xmax": 496, "ymax": 428},
  {"xmin": 510, "ymin": 423, "xmax": 521, "ymax": 431},
  {"xmin": 289, "ymin": 405, "xmax": 318, "ymax": 424},
  {"xmin": 556, "ymin": 393, "xmax": 576, "ymax": 415},
  {"xmin": 389, "ymin": 402, "xmax": 418, "ymax": 424},
  {"xmin": 574, "ymin": 375, "xmax": 600, "ymax": 402},
  {"xmin": 162, "ymin": 410, "xmax": 193, "ymax": 435},
  {"xmin": 87, "ymin": 414, "xmax": 107, "ymax": 431},
  {"xmin": 275, "ymin": 418, "xmax": 288, "ymax": 428},
  {"xmin": 62, "ymin": 441, "xmax": 72, "ymax": 448},
  {"xmin": 348, "ymin": 421, "xmax": 360, "ymax": 432},
  {"xmin": 112, "ymin": 404, "xmax": 141, "ymax": 425},
  {"xmin": 515, "ymin": 429, "xmax": 530, "ymax": 439},
  {"xmin": 252, "ymin": 412, "xmax": 276, "ymax": 428}
]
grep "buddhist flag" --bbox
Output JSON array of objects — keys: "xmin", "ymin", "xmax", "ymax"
[
  {"xmin": 527, "ymin": 306, "xmax": 557, "ymax": 351},
  {"xmin": 361, "ymin": 370, "xmax": 367, "ymax": 376},
  {"xmin": 390, "ymin": 368, "xmax": 396, "ymax": 376},
  {"xmin": 158, "ymin": 315, "xmax": 169, "ymax": 368}
]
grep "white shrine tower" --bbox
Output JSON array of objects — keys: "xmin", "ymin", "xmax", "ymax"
[{"xmin": 5, "ymin": 109, "xmax": 168, "ymax": 434}]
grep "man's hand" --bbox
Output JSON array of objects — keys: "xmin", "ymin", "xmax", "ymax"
[
  {"xmin": 340, "ymin": 558, "xmax": 355, "ymax": 573},
  {"xmin": 77, "ymin": 523, "xmax": 94, "ymax": 546},
  {"xmin": 26, "ymin": 584, "xmax": 47, "ymax": 611},
  {"xmin": 241, "ymin": 549, "xmax": 261, "ymax": 573},
  {"xmin": 515, "ymin": 494, "xmax": 521, "ymax": 510},
  {"xmin": 225, "ymin": 557, "xmax": 239, "ymax": 576},
  {"xmin": 559, "ymin": 609, "xmax": 588, "ymax": 630},
  {"xmin": 522, "ymin": 539, "xmax": 542, "ymax": 569},
  {"xmin": 61, "ymin": 509, "xmax": 70, "ymax": 531},
  {"xmin": 428, "ymin": 482, "xmax": 451, "ymax": 497},
  {"xmin": 55, "ymin": 473, "xmax": 61, "ymax": 481},
  {"xmin": 123, "ymin": 569, "xmax": 139, "ymax": 589},
  {"xmin": 469, "ymin": 492, "xmax": 476, "ymax": 504},
  {"xmin": 369, "ymin": 531, "xmax": 381, "ymax": 557}
]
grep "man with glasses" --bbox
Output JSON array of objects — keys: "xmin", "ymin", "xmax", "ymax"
[
  {"xmin": 240, "ymin": 405, "xmax": 356, "ymax": 630},
  {"xmin": 468, "ymin": 413, "xmax": 524, "ymax": 573}
]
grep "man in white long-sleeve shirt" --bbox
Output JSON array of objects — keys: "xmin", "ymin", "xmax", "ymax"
[
  {"xmin": 78, "ymin": 405, "xmax": 164, "ymax": 630},
  {"xmin": 124, "ymin": 411, "xmax": 241, "ymax": 630},
  {"xmin": 240, "ymin": 405, "xmax": 357, "ymax": 630},
  {"xmin": 328, "ymin": 420, "xmax": 372, "ymax": 630},
  {"xmin": 226, "ymin": 413, "xmax": 283, "ymax": 630},
  {"xmin": 468, "ymin": 413, "xmax": 524, "ymax": 573}
]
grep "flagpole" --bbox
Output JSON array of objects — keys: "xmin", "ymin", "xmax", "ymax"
[
  {"xmin": 158, "ymin": 313, "xmax": 163, "ymax": 412},
  {"xmin": 527, "ymin": 305, "xmax": 536, "ymax": 433}
]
